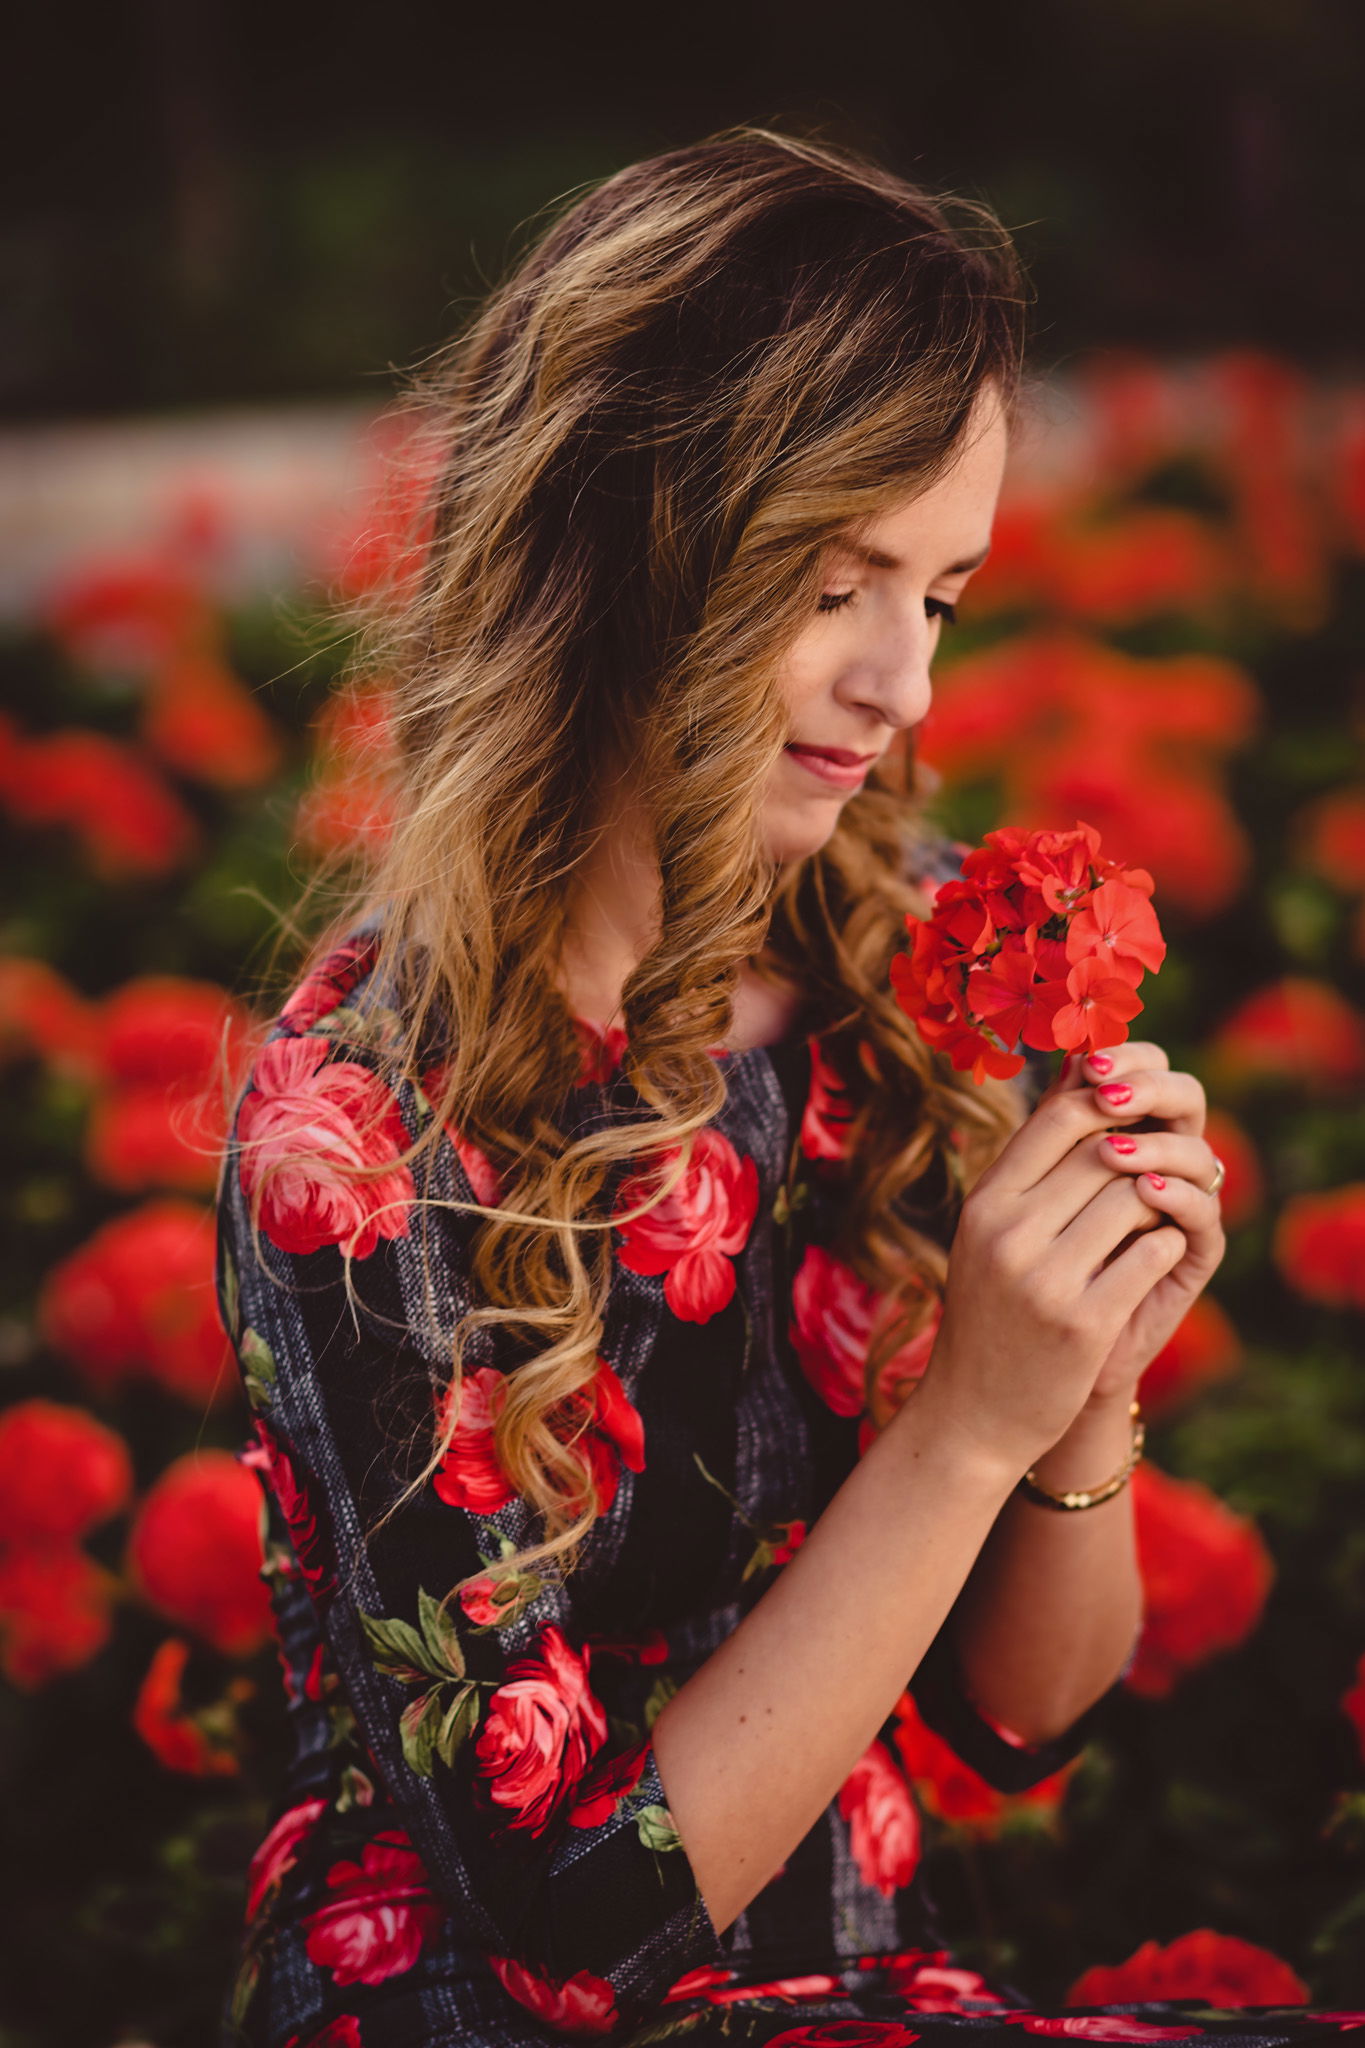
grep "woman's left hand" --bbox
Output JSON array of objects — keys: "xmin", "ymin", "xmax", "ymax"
[{"xmin": 1043, "ymin": 1039, "xmax": 1228, "ymax": 1407}]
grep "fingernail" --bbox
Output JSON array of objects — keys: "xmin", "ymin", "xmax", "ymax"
[
  {"xmin": 1088, "ymin": 1052, "xmax": 1114, "ymax": 1074},
  {"xmin": 1106, "ymin": 1134, "xmax": 1139, "ymax": 1154},
  {"xmin": 1143, "ymin": 1173, "xmax": 1166, "ymax": 1189},
  {"xmin": 1097, "ymin": 1082, "xmax": 1133, "ymax": 1104}
]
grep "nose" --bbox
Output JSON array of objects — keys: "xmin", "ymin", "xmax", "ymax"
[{"xmin": 836, "ymin": 611, "xmax": 935, "ymax": 733}]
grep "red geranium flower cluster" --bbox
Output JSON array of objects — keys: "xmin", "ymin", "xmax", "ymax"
[
  {"xmin": 1207, "ymin": 977, "xmax": 1365, "ymax": 1096},
  {"xmin": 0, "ymin": 1400, "xmax": 131, "ymax": 1688},
  {"xmin": 132, "ymin": 1636, "xmax": 250, "ymax": 1777},
  {"xmin": 1065, "ymin": 1928, "xmax": 1309, "ymax": 2008},
  {"xmin": 0, "ymin": 715, "xmax": 199, "ymax": 879},
  {"xmin": 890, "ymin": 821, "xmax": 1165, "ymax": 1085},
  {"xmin": 1126, "ymin": 1463, "xmax": 1274, "ymax": 1698},
  {"xmin": 126, "ymin": 1450, "xmax": 272, "ymax": 1656},
  {"xmin": 86, "ymin": 975, "xmax": 253, "ymax": 1194},
  {"xmin": 1272, "ymin": 1182, "xmax": 1365, "ymax": 1312}
]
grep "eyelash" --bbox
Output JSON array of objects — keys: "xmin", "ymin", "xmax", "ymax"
[{"xmin": 817, "ymin": 591, "xmax": 958, "ymax": 626}]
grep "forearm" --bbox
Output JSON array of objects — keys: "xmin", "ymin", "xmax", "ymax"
[
  {"xmin": 947, "ymin": 1386, "xmax": 1144, "ymax": 1745},
  {"xmin": 650, "ymin": 1374, "xmax": 1018, "ymax": 1938}
]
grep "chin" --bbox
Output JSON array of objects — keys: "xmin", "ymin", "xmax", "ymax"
[{"xmin": 760, "ymin": 799, "xmax": 846, "ymax": 867}]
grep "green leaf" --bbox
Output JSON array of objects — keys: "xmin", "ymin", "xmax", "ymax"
[
  {"xmin": 636, "ymin": 1803, "xmax": 682, "ymax": 1853},
  {"xmin": 239, "ymin": 1327, "xmax": 276, "ymax": 1409},
  {"xmin": 772, "ymin": 1186, "xmax": 790, "ymax": 1226},
  {"xmin": 220, "ymin": 1245, "xmax": 241, "ymax": 1344},
  {"xmin": 357, "ymin": 1608, "xmax": 445, "ymax": 1683},
  {"xmin": 399, "ymin": 1688, "xmax": 443, "ymax": 1777},
  {"xmin": 418, "ymin": 1585, "xmax": 466, "ymax": 1678},
  {"xmin": 433, "ymin": 1682, "xmax": 480, "ymax": 1766},
  {"xmin": 642, "ymin": 1674, "xmax": 679, "ymax": 1729}
]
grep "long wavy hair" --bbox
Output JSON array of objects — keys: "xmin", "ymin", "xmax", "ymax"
[{"xmin": 258, "ymin": 126, "xmax": 1034, "ymax": 1605}]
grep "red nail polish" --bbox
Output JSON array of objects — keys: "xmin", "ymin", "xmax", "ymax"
[
  {"xmin": 1088, "ymin": 1052, "xmax": 1114, "ymax": 1074},
  {"xmin": 1097, "ymin": 1082, "xmax": 1133, "ymax": 1104},
  {"xmin": 1059, "ymin": 1053, "xmax": 1073, "ymax": 1080},
  {"xmin": 1106, "ymin": 1134, "xmax": 1139, "ymax": 1153},
  {"xmin": 1143, "ymin": 1173, "xmax": 1166, "ymax": 1189}
]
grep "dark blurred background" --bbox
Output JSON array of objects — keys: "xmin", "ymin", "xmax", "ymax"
[{"xmin": 6, "ymin": 0, "xmax": 1364, "ymax": 423}]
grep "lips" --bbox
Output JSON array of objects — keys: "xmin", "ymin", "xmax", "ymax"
[{"xmin": 783, "ymin": 743, "xmax": 877, "ymax": 792}]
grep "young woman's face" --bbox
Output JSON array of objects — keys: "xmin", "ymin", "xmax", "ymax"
[{"xmin": 762, "ymin": 382, "xmax": 1009, "ymax": 866}]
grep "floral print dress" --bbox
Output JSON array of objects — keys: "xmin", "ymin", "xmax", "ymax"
[{"xmin": 215, "ymin": 839, "xmax": 1359, "ymax": 2048}]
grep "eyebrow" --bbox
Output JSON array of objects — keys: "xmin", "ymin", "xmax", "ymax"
[{"xmin": 832, "ymin": 540, "xmax": 992, "ymax": 575}]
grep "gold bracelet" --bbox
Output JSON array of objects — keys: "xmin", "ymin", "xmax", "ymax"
[{"xmin": 1016, "ymin": 1400, "xmax": 1145, "ymax": 1511}]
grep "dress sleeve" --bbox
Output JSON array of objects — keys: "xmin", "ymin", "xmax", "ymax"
[
  {"xmin": 216, "ymin": 1019, "xmax": 731, "ymax": 2024},
  {"xmin": 904, "ymin": 1609, "xmax": 1137, "ymax": 1792}
]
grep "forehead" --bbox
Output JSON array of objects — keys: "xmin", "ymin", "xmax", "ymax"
[{"xmin": 833, "ymin": 390, "xmax": 1009, "ymax": 567}]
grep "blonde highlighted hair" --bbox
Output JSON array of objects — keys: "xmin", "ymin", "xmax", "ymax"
[{"xmin": 263, "ymin": 126, "xmax": 1034, "ymax": 1605}]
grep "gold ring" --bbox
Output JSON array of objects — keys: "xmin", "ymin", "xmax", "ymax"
[{"xmin": 1204, "ymin": 1154, "xmax": 1226, "ymax": 1198}]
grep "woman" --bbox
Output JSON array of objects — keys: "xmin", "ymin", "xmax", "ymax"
[{"xmin": 217, "ymin": 130, "xmax": 1347, "ymax": 2047}]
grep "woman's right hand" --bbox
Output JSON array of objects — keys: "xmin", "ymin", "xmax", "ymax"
[{"xmin": 910, "ymin": 1058, "xmax": 1196, "ymax": 1476}]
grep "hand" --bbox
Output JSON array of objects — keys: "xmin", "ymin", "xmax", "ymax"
[
  {"xmin": 1043, "ymin": 1041, "xmax": 1228, "ymax": 1405},
  {"xmin": 919, "ymin": 1044, "xmax": 1202, "ymax": 1476}
]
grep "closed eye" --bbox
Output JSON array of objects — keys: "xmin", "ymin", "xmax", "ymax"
[{"xmin": 816, "ymin": 590, "xmax": 958, "ymax": 624}]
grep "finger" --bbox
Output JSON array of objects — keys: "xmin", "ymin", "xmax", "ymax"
[
  {"xmin": 1093, "ymin": 1130, "xmax": 1223, "ymax": 1193},
  {"xmin": 1087, "ymin": 1066, "xmax": 1207, "ymax": 1140},
  {"xmin": 1051, "ymin": 1170, "xmax": 1175, "ymax": 1286},
  {"xmin": 985, "ymin": 1069, "xmax": 1206, "ymax": 1199},
  {"xmin": 1127, "ymin": 1166, "xmax": 1228, "ymax": 1265},
  {"xmin": 1076, "ymin": 1041, "xmax": 1171, "ymax": 1087}
]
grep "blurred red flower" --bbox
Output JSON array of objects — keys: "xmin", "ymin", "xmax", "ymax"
[
  {"xmin": 1289, "ymin": 786, "xmax": 1365, "ymax": 895},
  {"xmin": 39, "ymin": 1198, "xmax": 234, "ymax": 1408},
  {"xmin": 890, "ymin": 1691, "xmax": 1076, "ymax": 1832},
  {"xmin": 132, "ymin": 1636, "xmax": 245, "ymax": 1776},
  {"xmin": 1066, "ymin": 1928, "xmax": 1308, "ymax": 2008},
  {"xmin": 295, "ymin": 687, "xmax": 396, "ymax": 861},
  {"xmin": 1138, "ymin": 1297, "xmax": 1244, "ymax": 1421},
  {"xmin": 1199, "ymin": 1108, "xmax": 1263, "ymax": 1230},
  {"xmin": 0, "ymin": 1400, "xmax": 133, "ymax": 1545},
  {"xmin": 84, "ymin": 975, "xmax": 252, "ymax": 1194},
  {"xmin": 1204, "ymin": 351, "xmax": 1328, "ymax": 631},
  {"xmin": 1272, "ymin": 1183, "xmax": 1365, "ymax": 1312},
  {"xmin": 127, "ymin": 1450, "xmax": 272, "ymax": 1656},
  {"xmin": 141, "ymin": 654, "xmax": 284, "ymax": 790},
  {"xmin": 0, "ymin": 956, "xmax": 101, "ymax": 1079},
  {"xmin": 44, "ymin": 558, "xmax": 210, "ymax": 671},
  {"xmin": 1126, "ymin": 1463, "xmax": 1274, "ymax": 1698},
  {"xmin": 1343, "ymin": 1651, "xmax": 1365, "ymax": 1765},
  {"xmin": 1206, "ymin": 977, "xmax": 1365, "ymax": 1094},
  {"xmin": 0, "ymin": 1544, "xmax": 118, "ymax": 1688},
  {"xmin": 1, "ymin": 728, "xmax": 199, "ymax": 878}
]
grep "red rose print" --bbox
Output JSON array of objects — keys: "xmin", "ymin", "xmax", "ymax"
[
  {"xmin": 240, "ymin": 1418, "xmax": 336, "ymax": 1602},
  {"xmin": 883, "ymin": 1953, "xmax": 1006, "ymax": 2012},
  {"xmin": 790, "ymin": 1246, "xmax": 937, "ymax": 1421},
  {"xmin": 549, "ymin": 1354, "xmax": 647, "ymax": 1516},
  {"xmin": 432, "ymin": 1368, "xmax": 518, "ymax": 1515},
  {"xmin": 132, "ymin": 1636, "xmax": 241, "ymax": 1777},
  {"xmin": 572, "ymin": 1015, "xmax": 630, "ymax": 1087},
  {"xmin": 0, "ymin": 1400, "xmax": 132, "ymax": 1545},
  {"xmin": 301, "ymin": 1829, "xmax": 445, "ymax": 1987},
  {"xmin": 567, "ymin": 1737, "xmax": 650, "ymax": 1826},
  {"xmin": 892, "ymin": 1691, "xmax": 1075, "ymax": 1830},
  {"xmin": 284, "ymin": 2018, "xmax": 365, "ymax": 2048},
  {"xmin": 614, "ymin": 1128, "xmax": 759, "ymax": 1322},
  {"xmin": 1127, "ymin": 1464, "xmax": 1273, "ymax": 1697},
  {"xmin": 765, "ymin": 2024, "xmax": 920, "ymax": 2048},
  {"xmin": 281, "ymin": 936, "xmax": 381, "ymax": 1034},
  {"xmin": 474, "ymin": 1623, "xmax": 608, "ymax": 1833},
  {"xmin": 686, "ymin": 1974, "xmax": 846, "ymax": 2006},
  {"xmin": 237, "ymin": 1036, "xmax": 415, "ymax": 1259},
  {"xmin": 1066, "ymin": 1929, "xmax": 1309, "ymax": 2008},
  {"xmin": 801, "ymin": 1037, "xmax": 856, "ymax": 1162},
  {"xmin": 662, "ymin": 1965, "xmax": 736, "ymax": 2003},
  {"xmin": 1002, "ymin": 2020, "xmax": 1199, "ymax": 2040},
  {"xmin": 489, "ymin": 1953, "xmax": 619, "ymax": 2034},
  {"xmin": 245, "ymin": 1796, "xmax": 327, "ymax": 1918},
  {"xmin": 837, "ymin": 1738, "xmax": 921, "ymax": 1896},
  {"xmin": 420, "ymin": 1062, "xmax": 504, "ymax": 1205},
  {"xmin": 127, "ymin": 1450, "xmax": 272, "ymax": 1655}
]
